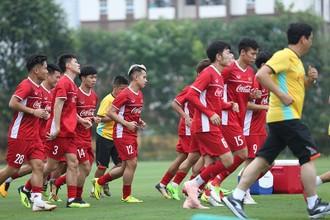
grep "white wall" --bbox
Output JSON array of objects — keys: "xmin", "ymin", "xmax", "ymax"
[
  {"xmin": 79, "ymin": 0, "xmax": 99, "ymax": 21},
  {"xmin": 281, "ymin": 0, "xmax": 314, "ymax": 12},
  {"xmin": 134, "ymin": 0, "xmax": 147, "ymax": 19},
  {"xmin": 54, "ymin": 0, "xmax": 80, "ymax": 28},
  {"xmin": 231, "ymin": 0, "xmax": 247, "ymax": 15},
  {"xmin": 108, "ymin": 0, "xmax": 126, "ymax": 20},
  {"xmin": 148, "ymin": 7, "xmax": 175, "ymax": 20},
  {"xmin": 255, "ymin": 0, "xmax": 275, "ymax": 14},
  {"xmin": 199, "ymin": 5, "xmax": 226, "ymax": 18}
]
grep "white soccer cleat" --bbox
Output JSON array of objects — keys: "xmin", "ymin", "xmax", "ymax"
[{"xmin": 32, "ymin": 202, "xmax": 57, "ymax": 212}]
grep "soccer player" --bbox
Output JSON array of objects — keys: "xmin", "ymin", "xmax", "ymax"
[
  {"xmin": 21, "ymin": 53, "xmax": 90, "ymax": 208},
  {"xmin": 182, "ymin": 40, "xmax": 237, "ymax": 209},
  {"xmin": 0, "ymin": 63, "xmax": 62, "ymax": 198},
  {"xmin": 207, "ymin": 37, "xmax": 261, "ymax": 203},
  {"xmin": 241, "ymin": 51, "xmax": 272, "ymax": 204},
  {"xmin": 92, "ymin": 64, "xmax": 147, "ymax": 203},
  {"xmin": 0, "ymin": 54, "xmax": 56, "ymax": 211},
  {"xmin": 155, "ymin": 59, "xmax": 211, "ymax": 201},
  {"xmin": 223, "ymin": 23, "xmax": 330, "ymax": 219},
  {"xmin": 91, "ymin": 75, "xmax": 129, "ymax": 198}
]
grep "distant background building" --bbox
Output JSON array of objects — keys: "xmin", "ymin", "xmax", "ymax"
[{"xmin": 54, "ymin": 0, "xmax": 330, "ymax": 31}]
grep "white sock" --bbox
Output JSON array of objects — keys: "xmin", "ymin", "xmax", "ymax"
[
  {"xmin": 232, "ymin": 188, "xmax": 246, "ymax": 201},
  {"xmin": 316, "ymin": 176, "xmax": 323, "ymax": 186},
  {"xmin": 32, "ymin": 193, "xmax": 43, "ymax": 206},
  {"xmin": 68, "ymin": 198, "xmax": 75, "ymax": 202},
  {"xmin": 307, "ymin": 195, "xmax": 318, "ymax": 209},
  {"xmin": 5, "ymin": 177, "xmax": 13, "ymax": 183},
  {"xmin": 159, "ymin": 183, "xmax": 166, "ymax": 188},
  {"xmin": 171, "ymin": 182, "xmax": 179, "ymax": 188},
  {"xmin": 91, "ymin": 186, "xmax": 94, "ymax": 193},
  {"xmin": 194, "ymin": 175, "xmax": 205, "ymax": 187},
  {"xmin": 23, "ymin": 187, "xmax": 29, "ymax": 193}
]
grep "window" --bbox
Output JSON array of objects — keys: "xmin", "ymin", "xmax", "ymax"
[
  {"xmin": 186, "ymin": 0, "xmax": 195, "ymax": 5},
  {"xmin": 247, "ymin": 0, "xmax": 255, "ymax": 9},
  {"xmin": 100, "ymin": 0, "xmax": 107, "ymax": 15},
  {"xmin": 126, "ymin": 0, "xmax": 134, "ymax": 14},
  {"xmin": 200, "ymin": 0, "xmax": 225, "ymax": 6},
  {"xmin": 149, "ymin": 0, "xmax": 174, "ymax": 8}
]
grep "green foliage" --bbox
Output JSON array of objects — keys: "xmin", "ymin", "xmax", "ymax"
[{"xmin": 0, "ymin": 0, "xmax": 75, "ymax": 146}]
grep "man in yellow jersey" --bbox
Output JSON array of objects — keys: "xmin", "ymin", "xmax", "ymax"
[
  {"xmin": 90, "ymin": 76, "xmax": 128, "ymax": 197},
  {"xmin": 223, "ymin": 23, "xmax": 330, "ymax": 219}
]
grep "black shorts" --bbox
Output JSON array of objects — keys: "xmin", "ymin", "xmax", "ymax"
[
  {"xmin": 95, "ymin": 133, "xmax": 121, "ymax": 168},
  {"xmin": 256, "ymin": 119, "xmax": 320, "ymax": 165}
]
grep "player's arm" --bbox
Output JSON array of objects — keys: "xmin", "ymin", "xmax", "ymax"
[
  {"xmin": 107, "ymin": 105, "xmax": 138, "ymax": 131},
  {"xmin": 47, "ymin": 97, "xmax": 65, "ymax": 139},
  {"xmin": 172, "ymin": 100, "xmax": 191, "ymax": 127},
  {"xmin": 77, "ymin": 114, "xmax": 92, "ymax": 129},
  {"xmin": 247, "ymin": 101, "xmax": 268, "ymax": 111},
  {"xmin": 256, "ymin": 65, "xmax": 293, "ymax": 106},
  {"xmin": 9, "ymin": 95, "xmax": 47, "ymax": 119}
]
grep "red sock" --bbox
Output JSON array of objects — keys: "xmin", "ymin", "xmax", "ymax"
[
  {"xmin": 172, "ymin": 171, "xmax": 187, "ymax": 185},
  {"xmin": 32, "ymin": 186, "xmax": 43, "ymax": 193},
  {"xmin": 54, "ymin": 175, "xmax": 66, "ymax": 187},
  {"xmin": 212, "ymin": 155, "xmax": 245, "ymax": 186},
  {"xmin": 76, "ymin": 187, "xmax": 83, "ymax": 200},
  {"xmin": 67, "ymin": 185, "xmax": 77, "ymax": 199},
  {"xmin": 189, "ymin": 175, "xmax": 196, "ymax": 180},
  {"xmin": 46, "ymin": 174, "xmax": 51, "ymax": 181},
  {"xmin": 200, "ymin": 160, "xmax": 226, "ymax": 182},
  {"xmin": 160, "ymin": 172, "xmax": 174, "ymax": 186},
  {"xmin": 98, "ymin": 173, "xmax": 113, "ymax": 185},
  {"xmin": 24, "ymin": 179, "xmax": 32, "ymax": 191},
  {"xmin": 11, "ymin": 173, "xmax": 20, "ymax": 180},
  {"xmin": 199, "ymin": 181, "xmax": 207, "ymax": 191},
  {"xmin": 122, "ymin": 185, "xmax": 131, "ymax": 199}
]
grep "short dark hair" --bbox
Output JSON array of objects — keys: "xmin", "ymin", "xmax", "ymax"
[
  {"xmin": 238, "ymin": 37, "xmax": 259, "ymax": 55},
  {"xmin": 26, "ymin": 54, "xmax": 48, "ymax": 72},
  {"xmin": 255, "ymin": 51, "xmax": 273, "ymax": 69},
  {"xmin": 287, "ymin": 23, "xmax": 313, "ymax": 44},
  {"xmin": 113, "ymin": 75, "xmax": 129, "ymax": 86},
  {"xmin": 206, "ymin": 40, "xmax": 231, "ymax": 63},
  {"xmin": 47, "ymin": 63, "xmax": 63, "ymax": 74},
  {"xmin": 79, "ymin": 65, "xmax": 97, "ymax": 80},
  {"xmin": 57, "ymin": 53, "xmax": 77, "ymax": 73},
  {"xmin": 127, "ymin": 64, "xmax": 146, "ymax": 80},
  {"xmin": 196, "ymin": 59, "xmax": 211, "ymax": 74}
]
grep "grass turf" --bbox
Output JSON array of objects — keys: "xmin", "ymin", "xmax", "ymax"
[{"xmin": 0, "ymin": 158, "xmax": 329, "ymax": 220}]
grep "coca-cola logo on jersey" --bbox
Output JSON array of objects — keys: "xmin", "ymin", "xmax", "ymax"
[
  {"xmin": 236, "ymin": 84, "xmax": 252, "ymax": 93},
  {"xmin": 131, "ymin": 107, "xmax": 142, "ymax": 114},
  {"xmin": 44, "ymin": 105, "xmax": 51, "ymax": 112},
  {"xmin": 214, "ymin": 88, "xmax": 223, "ymax": 97},
  {"xmin": 80, "ymin": 109, "xmax": 95, "ymax": 117},
  {"xmin": 33, "ymin": 100, "xmax": 42, "ymax": 109}
]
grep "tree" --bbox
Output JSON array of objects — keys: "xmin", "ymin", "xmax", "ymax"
[{"xmin": 0, "ymin": 0, "xmax": 75, "ymax": 148}]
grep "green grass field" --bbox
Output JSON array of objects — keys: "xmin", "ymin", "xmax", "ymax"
[{"xmin": 0, "ymin": 158, "xmax": 329, "ymax": 220}]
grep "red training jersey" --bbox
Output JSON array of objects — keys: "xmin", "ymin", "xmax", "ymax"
[
  {"xmin": 222, "ymin": 61, "xmax": 256, "ymax": 128},
  {"xmin": 244, "ymin": 79, "xmax": 268, "ymax": 136},
  {"xmin": 174, "ymin": 85, "xmax": 195, "ymax": 136},
  {"xmin": 8, "ymin": 77, "xmax": 42, "ymax": 140},
  {"xmin": 112, "ymin": 87, "xmax": 144, "ymax": 138},
  {"xmin": 47, "ymin": 74, "xmax": 78, "ymax": 137},
  {"xmin": 76, "ymin": 87, "xmax": 98, "ymax": 143}
]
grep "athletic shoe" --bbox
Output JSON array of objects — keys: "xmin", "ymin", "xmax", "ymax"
[
  {"xmin": 183, "ymin": 180, "xmax": 200, "ymax": 206},
  {"xmin": 91, "ymin": 178, "xmax": 102, "ymax": 200},
  {"xmin": 208, "ymin": 183, "xmax": 222, "ymax": 203},
  {"xmin": 183, "ymin": 196, "xmax": 210, "ymax": 209},
  {"xmin": 307, "ymin": 198, "xmax": 330, "ymax": 219},
  {"xmin": 166, "ymin": 184, "xmax": 180, "ymax": 200},
  {"xmin": 42, "ymin": 183, "xmax": 49, "ymax": 197},
  {"xmin": 18, "ymin": 186, "xmax": 32, "ymax": 208},
  {"xmin": 155, "ymin": 183, "xmax": 171, "ymax": 199},
  {"xmin": 201, "ymin": 192, "xmax": 223, "ymax": 207},
  {"xmin": 32, "ymin": 201, "xmax": 57, "ymax": 212},
  {"xmin": 0, "ymin": 182, "xmax": 10, "ymax": 198},
  {"xmin": 49, "ymin": 179, "xmax": 60, "ymax": 201},
  {"xmin": 48, "ymin": 196, "xmax": 62, "ymax": 202},
  {"xmin": 222, "ymin": 194, "xmax": 248, "ymax": 219},
  {"xmin": 220, "ymin": 187, "xmax": 234, "ymax": 196},
  {"xmin": 66, "ymin": 199, "xmax": 90, "ymax": 208},
  {"xmin": 121, "ymin": 195, "xmax": 143, "ymax": 203},
  {"xmin": 103, "ymin": 184, "xmax": 111, "ymax": 197},
  {"xmin": 243, "ymin": 196, "xmax": 257, "ymax": 205}
]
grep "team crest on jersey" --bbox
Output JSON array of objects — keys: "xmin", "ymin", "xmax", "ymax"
[
  {"xmin": 215, "ymin": 79, "xmax": 219, "ymax": 83},
  {"xmin": 35, "ymin": 91, "xmax": 38, "ymax": 95}
]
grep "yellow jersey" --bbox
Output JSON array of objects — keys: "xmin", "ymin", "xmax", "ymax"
[
  {"xmin": 266, "ymin": 48, "xmax": 306, "ymax": 123},
  {"xmin": 96, "ymin": 93, "xmax": 115, "ymax": 140}
]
